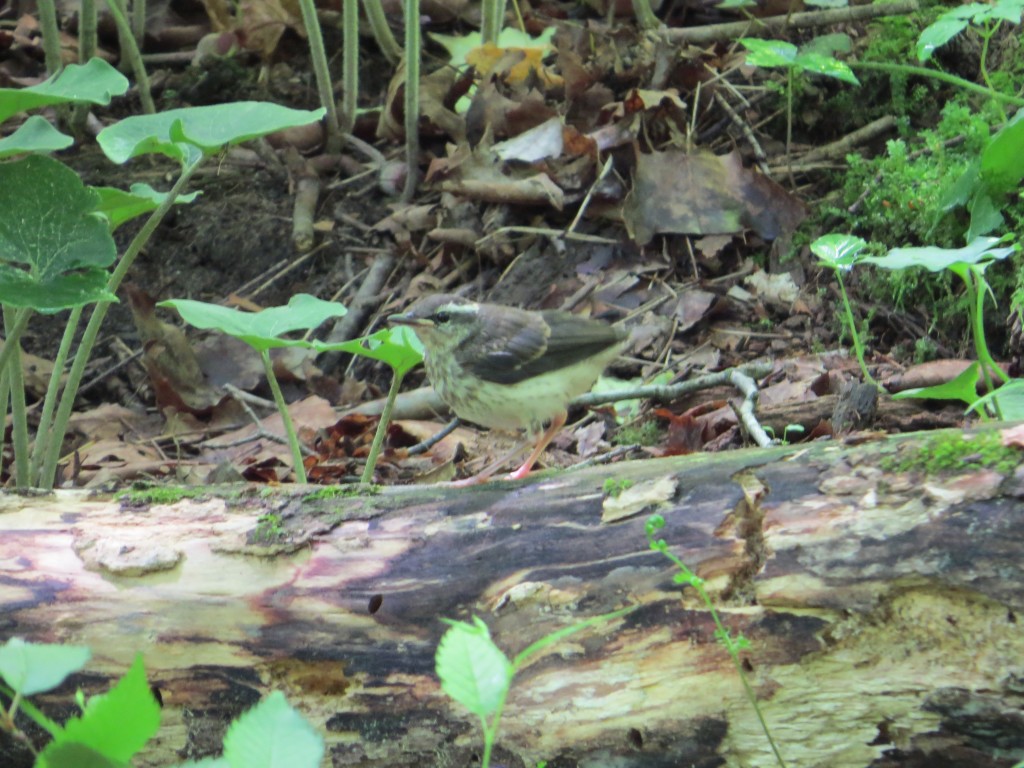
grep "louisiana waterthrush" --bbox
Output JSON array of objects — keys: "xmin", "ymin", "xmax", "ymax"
[{"xmin": 389, "ymin": 294, "xmax": 627, "ymax": 485}]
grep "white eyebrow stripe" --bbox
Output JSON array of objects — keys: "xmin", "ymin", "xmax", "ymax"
[{"xmin": 440, "ymin": 303, "xmax": 479, "ymax": 315}]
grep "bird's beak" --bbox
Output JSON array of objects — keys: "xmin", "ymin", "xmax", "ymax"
[{"xmin": 387, "ymin": 312, "xmax": 432, "ymax": 328}]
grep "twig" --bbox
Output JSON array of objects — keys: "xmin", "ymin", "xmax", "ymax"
[
  {"xmin": 406, "ymin": 417, "xmax": 461, "ymax": 456},
  {"xmin": 666, "ymin": 0, "xmax": 920, "ymax": 45},
  {"xmin": 728, "ymin": 368, "xmax": 773, "ymax": 447},
  {"xmin": 572, "ymin": 362, "xmax": 775, "ymax": 408},
  {"xmin": 712, "ymin": 90, "xmax": 769, "ymax": 174}
]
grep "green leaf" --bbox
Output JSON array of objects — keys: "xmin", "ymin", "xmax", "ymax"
[
  {"xmin": 916, "ymin": 16, "xmax": 971, "ymax": 62},
  {"xmin": 430, "ymin": 27, "xmax": 556, "ymax": 70},
  {"xmin": 43, "ymin": 655, "xmax": 161, "ymax": 765},
  {"xmin": 980, "ymin": 108, "xmax": 1024, "ymax": 197},
  {"xmin": 97, "ymin": 103, "xmax": 326, "ymax": 164},
  {"xmin": 0, "ymin": 58, "xmax": 129, "ymax": 124},
  {"xmin": 810, "ymin": 233, "xmax": 868, "ymax": 268},
  {"xmin": 969, "ymin": 379, "xmax": 1024, "ymax": 420},
  {"xmin": 800, "ymin": 33, "xmax": 853, "ymax": 57},
  {"xmin": 966, "ymin": 190, "xmax": 1004, "ymax": 241},
  {"xmin": 436, "ymin": 617, "xmax": 512, "ymax": 719},
  {"xmin": 894, "ymin": 362, "xmax": 980, "ymax": 406},
  {"xmin": 0, "ymin": 638, "xmax": 91, "ymax": 696},
  {"xmin": 92, "ymin": 183, "xmax": 201, "ymax": 231},
  {"xmin": 0, "ymin": 115, "xmax": 73, "ymax": 158},
  {"xmin": 306, "ymin": 326, "xmax": 424, "ymax": 376},
  {"xmin": 792, "ymin": 51, "xmax": 859, "ymax": 84},
  {"xmin": 0, "ymin": 154, "xmax": 118, "ymax": 309},
  {"xmin": 159, "ymin": 294, "xmax": 347, "ymax": 352},
  {"xmin": 862, "ymin": 237, "xmax": 1015, "ymax": 272},
  {"xmin": 221, "ymin": 691, "xmax": 324, "ymax": 768},
  {"xmin": 38, "ymin": 741, "xmax": 126, "ymax": 768},
  {"xmin": 740, "ymin": 38, "xmax": 797, "ymax": 68}
]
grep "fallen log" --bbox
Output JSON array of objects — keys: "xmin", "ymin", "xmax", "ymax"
[{"xmin": 1, "ymin": 424, "xmax": 1022, "ymax": 768}]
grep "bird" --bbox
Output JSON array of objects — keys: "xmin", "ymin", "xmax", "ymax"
[{"xmin": 389, "ymin": 294, "xmax": 627, "ymax": 485}]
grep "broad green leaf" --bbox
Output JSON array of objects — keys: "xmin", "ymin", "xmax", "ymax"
[
  {"xmin": 92, "ymin": 183, "xmax": 201, "ymax": 231},
  {"xmin": 916, "ymin": 17, "xmax": 971, "ymax": 61},
  {"xmin": 862, "ymin": 237, "xmax": 1014, "ymax": 272},
  {"xmin": 0, "ymin": 638, "xmax": 91, "ymax": 696},
  {"xmin": 436, "ymin": 617, "xmax": 512, "ymax": 718},
  {"xmin": 37, "ymin": 741, "xmax": 126, "ymax": 768},
  {"xmin": 159, "ymin": 294, "xmax": 347, "ymax": 353},
  {"xmin": 221, "ymin": 691, "xmax": 324, "ymax": 768},
  {"xmin": 0, "ymin": 115, "xmax": 73, "ymax": 157},
  {"xmin": 810, "ymin": 233, "xmax": 868, "ymax": 268},
  {"xmin": 0, "ymin": 58, "xmax": 129, "ymax": 124},
  {"xmin": 47, "ymin": 655, "xmax": 161, "ymax": 764},
  {"xmin": 97, "ymin": 103, "xmax": 326, "ymax": 164},
  {"xmin": 793, "ymin": 51, "xmax": 859, "ymax": 84},
  {"xmin": 800, "ymin": 33, "xmax": 853, "ymax": 57},
  {"xmin": 966, "ymin": 190, "xmax": 1004, "ymax": 242},
  {"xmin": 939, "ymin": 160, "xmax": 980, "ymax": 212},
  {"xmin": 306, "ymin": 326, "xmax": 424, "ymax": 375},
  {"xmin": 0, "ymin": 155, "xmax": 117, "ymax": 309},
  {"xmin": 740, "ymin": 38, "xmax": 797, "ymax": 68},
  {"xmin": 980, "ymin": 108, "xmax": 1024, "ymax": 197},
  {"xmin": 969, "ymin": 379, "xmax": 1024, "ymax": 420},
  {"xmin": 894, "ymin": 362, "xmax": 980, "ymax": 406}
]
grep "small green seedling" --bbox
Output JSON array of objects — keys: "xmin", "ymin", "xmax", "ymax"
[
  {"xmin": 436, "ymin": 607, "xmax": 633, "ymax": 768},
  {"xmin": 0, "ymin": 637, "xmax": 323, "ymax": 768},
  {"xmin": 158, "ymin": 295, "xmax": 349, "ymax": 484},
  {"xmin": 740, "ymin": 36, "xmax": 859, "ymax": 157},
  {"xmin": 159, "ymin": 295, "xmax": 424, "ymax": 484},
  {"xmin": 0, "ymin": 638, "xmax": 160, "ymax": 766},
  {"xmin": 860, "ymin": 236, "xmax": 1016, "ymax": 414},
  {"xmin": 809, "ymin": 233, "xmax": 878, "ymax": 387},
  {"xmin": 645, "ymin": 514, "xmax": 787, "ymax": 767}
]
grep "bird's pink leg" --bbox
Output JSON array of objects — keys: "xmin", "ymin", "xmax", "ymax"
[
  {"xmin": 450, "ymin": 443, "xmax": 530, "ymax": 487},
  {"xmin": 507, "ymin": 411, "xmax": 567, "ymax": 481}
]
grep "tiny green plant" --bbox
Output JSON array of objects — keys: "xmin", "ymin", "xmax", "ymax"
[
  {"xmin": 435, "ymin": 607, "xmax": 634, "ymax": 768},
  {"xmin": 740, "ymin": 36, "xmax": 859, "ymax": 158},
  {"xmin": 645, "ymin": 514, "xmax": 787, "ymax": 768},
  {"xmin": 158, "ymin": 295, "xmax": 424, "ymax": 484},
  {"xmin": 0, "ymin": 637, "xmax": 323, "ymax": 768},
  {"xmin": 809, "ymin": 233, "xmax": 879, "ymax": 387},
  {"xmin": 602, "ymin": 477, "xmax": 634, "ymax": 497}
]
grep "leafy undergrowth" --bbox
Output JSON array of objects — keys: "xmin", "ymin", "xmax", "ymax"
[{"xmin": 0, "ymin": 0, "xmax": 1022, "ymax": 489}]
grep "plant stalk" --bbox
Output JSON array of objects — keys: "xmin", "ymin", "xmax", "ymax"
[
  {"xmin": 402, "ymin": 0, "xmax": 421, "ymax": 202},
  {"xmin": 297, "ymin": 0, "xmax": 343, "ymax": 153},
  {"xmin": 360, "ymin": 369, "xmax": 404, "ymax": 484},
  {"xmin": 260, "ymin": 350, "xmax": 309, "ymax": 483}
]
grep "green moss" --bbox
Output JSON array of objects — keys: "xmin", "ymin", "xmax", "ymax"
[
  {"xmin": 252, "ymin": 512, "xmax": 286, "ymax": 544},
  {"xmin": 302, "ymin": 484, "xmax": 380, "ymax": 502},
  {"xmin": 117, "ymin": 485, "xmax": 209, "ymax": 505},
  {"xmin": 614, "ymin": 420, "xmax": 662, "ymax": 447},
  {"xmin": 881, "ymin": 430, "xmax": 1020, "ymax": 474}
]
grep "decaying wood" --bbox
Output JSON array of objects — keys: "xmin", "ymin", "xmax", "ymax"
[{"xmin": 1, "ymin": 426, "xmax": 1023, "ymax": 768}]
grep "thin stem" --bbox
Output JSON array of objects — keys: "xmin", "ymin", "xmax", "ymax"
[
  {"xmin": 963, "ymin": 267, "xmax": 1005, "ymax": 419},
  {"xmin": 297, "ymin": 0, "xmax": 343, "ymax": 153},
  {"xmin": 977, "ymin": 23, "xmax": 1006, "ymax": 122},
  {"xmin": 631, "ymin": 0, "xmax": 660, "ymax": 29},
  {"xmin": 834, "ymin": 269, "xmax": 879, "ymax": 388},
  {"xmin": 850, "ymin": 61, "xmax": 1024, "ymax": 107},
  {"xmin": 481, "ymin": 0, "xmax": 507, "ymax": 44},
  {"xmin": 341, "ymin": 0, "xmax": 359, "ymax": 134},
  {"xmin": 38, "ymin": 160, "xmax": 201, "ymax": 488},
  {"xmin": 402, "ymin": 0, "xmax": 421, "ymax": 202},
  {"xmin": 35, "ymin": 0, "xmax": 64, "ymax": 76},
  {"xmin": 261, "ymin": 350, "xmax": 308, "ymax": 484},
  {"xmin": 131, "ymin": 0, "xmax": 147, "ymax": 49},
  {"xmin": 105, "ymin": 0, "xmax": 155, "ymax": 113},
  {"xmin": 70, "ymin": 0, "xmax": 99, "ymax": 132},
  {"xmin": 29, "ymin": 306, "xmax": 83, "ymax": 483},
  {"xmin": 360, "ymin": 369, "xmax": 403, "ymax": 484},
  {"xmin": 364, "ymin": 0, "xmax": 401, "ymax": 64},
  {"xmin": 4, "ymin": 309, "xmax": 30, "ymax": 488}
]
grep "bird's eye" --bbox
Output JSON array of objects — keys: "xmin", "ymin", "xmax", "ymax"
[{"xmin": 433, "ymin": 311, "xmax": 451, "ymax": 324}]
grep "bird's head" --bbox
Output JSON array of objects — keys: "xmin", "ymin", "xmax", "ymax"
[{"xmin": 387, "ymin": 294, "xmax": 481, "ymax": 355}]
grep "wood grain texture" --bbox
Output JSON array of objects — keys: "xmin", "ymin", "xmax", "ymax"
[{"xmin": 1, "ymin": 428, "xmax": 1022, "ymax": 767}]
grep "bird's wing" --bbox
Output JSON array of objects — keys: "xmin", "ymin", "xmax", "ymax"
[{"xmin": 462, "ymin": 310, "xmax": 623, "ymax": 385}]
